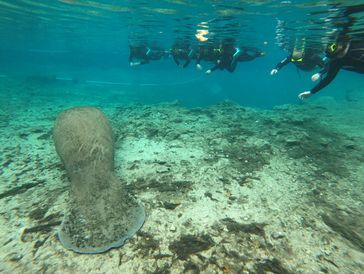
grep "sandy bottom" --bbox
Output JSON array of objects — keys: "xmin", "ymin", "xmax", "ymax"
[{"xmin": 0, "ymin": 78, "xmax": 364, "ymax": 274}]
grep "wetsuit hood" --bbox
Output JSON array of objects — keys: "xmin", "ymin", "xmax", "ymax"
[{"xmin": 326, "ymin": 41, "xmax": 350, "ymax": 59}]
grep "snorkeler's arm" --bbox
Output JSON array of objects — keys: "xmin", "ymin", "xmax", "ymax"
[
  {"xmin": 195, "ymin": 59, "xmax": 202, "ymax": 70},
  {"xmin": 206, "ymin": 61, "xmax": 220, "ymax": 74},
  {"xmin": 181, "ymin": 49, "xmax": 193, "ymax": 68},
  {"xmin": 183, "ymin": 58, "xmax": 191, "ymax": 68},
  {"xmin": 142, "ymin": 52, "xmax": 151, "ymax": 65},
  {"xmin": 226, "ymin": 61, "xmax": 237, "ymax": 73},
  {"xmin": 254, "ymin": 48, "xmax": 264, "ymax": 57},
  {"xmin": 139, "ymin": 59, "xmax": 149, "ymax": 65},
  {"xmin": 275, "ymin": 56, "xmax": 291, "ymax": 71},
  {"xmin": 313, "ymin": 55, "xmax": 325, "ymax": 68},
  {"xmin": 231, "ymin": 47, "xmax": 242, "ymax": 63},
  {"xmin": 241, "ymin": 47, "xmax": 263, "ymax": 61},
  {"xmin": 310, "ymin": 60, "xmax": 341, "ymax": 94},
  {"xmin": 173, "ymin": 55, "xmax": 180, "ymax": 66},
  {"xmin": 210, "ymin": 63, "xmax": 219, "ymax": 72},
  {"xmin": 270, "ymin": 56, "xmax": 290, "ymax": 75},
  {"xmin": 129, "ymin": 52, "xmax": 142, "ymax": 66},
  {"xmin": 196, "ymin": 54, "xmax": 201, "ymax": 65}
]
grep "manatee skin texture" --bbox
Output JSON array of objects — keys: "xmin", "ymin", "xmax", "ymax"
[{"xmin": 53, "ymin": 107, "xmax": 145, "ymax": 254}]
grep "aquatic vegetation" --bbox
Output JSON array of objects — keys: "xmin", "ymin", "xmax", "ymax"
[
  {"xmin": 322, "ymin": 208, "xmax": 364, "ymax": 252},
  {"xmin": 169, "ymin": 234, "xmax": 215, "ymax": 260}
]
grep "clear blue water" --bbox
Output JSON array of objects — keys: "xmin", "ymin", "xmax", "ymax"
[{"xmin": 0, "ymin": 0, "xmax": 363, "ymax": 108}]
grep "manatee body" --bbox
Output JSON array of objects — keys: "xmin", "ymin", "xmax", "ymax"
[{"xmin": 53, "ymin": 107, "xmax": 145, "ymax": 254}]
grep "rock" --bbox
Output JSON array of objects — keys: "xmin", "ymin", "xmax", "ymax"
[{"xmin": 271, "ymin": 232, "xmax": 285, "ymax": 239}]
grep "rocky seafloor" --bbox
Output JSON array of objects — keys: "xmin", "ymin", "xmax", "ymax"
[{"xmin": 0, "ymin": 78, "xmax": 364, "ymax": 273}]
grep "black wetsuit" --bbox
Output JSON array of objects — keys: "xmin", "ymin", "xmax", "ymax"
[
  {"xmin": 311, "ymin": 40, "xmax": 364, "ymax": 94},
  {"xmin": 274, "ymin": 50, "xmax": 324, "ymax": 72},
  {"xmin": 208, "ymin": 45, "xmax": 236, "ymax": 72},
  {"xmin": 195, "ymin": 45, "xmax": 220, "ymax": 66},
  {"xmin": 129, "ymin": 46, "xmax": 166, "ymax": 65},
  {"xmin": 308, "ymin": 3, "xmax": 364, "ymax": 93},
  {"xmin": 237, "ymin": 47, "xmax": 264, "ymax": 62},
  {"xmin": 171, "ymin": 48, "xmax": 194, "ymax": 68},
  {"xmin": 209, "ymin": 46, "xmax": 264, "ymax": 73}
]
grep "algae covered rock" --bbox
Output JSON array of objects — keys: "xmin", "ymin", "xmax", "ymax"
[{"xmin": 53, "ymin": 107, "xmax": 145, "ymax": 253}]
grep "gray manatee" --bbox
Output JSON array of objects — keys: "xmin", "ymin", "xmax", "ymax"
[{"xmin": 53, "ymin": 107, "xmax": 145, "ymax": 253}]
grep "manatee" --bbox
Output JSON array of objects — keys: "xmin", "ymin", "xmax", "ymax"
[{"xmin": 53, "ymin": 107, "xmax": 145, "ymax": 254}]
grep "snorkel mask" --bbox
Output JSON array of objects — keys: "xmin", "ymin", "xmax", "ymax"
[
  {"xmin": 326, "ymin": 41, "xmax": 349, "ymax": 58},
  {"xmin": 327, "ymin": 43, "xmax": 338, "ymax": 55},
  {"xmin": 291, "ymin": 50, "xmax": 304, "ymax": 62},
  {"xmin": 291, "ymin": 38, "xmax": 306, "ymax": 62}
]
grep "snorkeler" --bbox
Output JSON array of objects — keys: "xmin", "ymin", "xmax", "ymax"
[
  {"xmin": 270, "ymin": 46, "xmax": 325, "ymax": 75},
  {"xmin": 298, "ymin": 4, "xmax": 364, "ymax": 99},
  {"xmin": 237, "ymin": 47, "xmax": 265, "ymax": 62},
  {"xmin": 298, "ymin": 39, "xmax": 364, "ymax": 99},
  {"xmin": 206, "ymin": 41, "xmax": 264, "ymax": 74},
  {"xmin": 129, "ymin": 45, "xmax": 168, "ymax": 67},
  {"xmin": 195, "ymin": 44, "xmax": 221, "ymax": 71},
  {"xmin": 170, "ymin": 41, "xmax": 195, "ymax": 68}
]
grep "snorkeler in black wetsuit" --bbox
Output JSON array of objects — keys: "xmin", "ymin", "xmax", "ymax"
[
  {"xmin": 170, "ymin": 42, "xmax": 194, "ymax": 68},
  {"xmin": 129, "ymin": 45, "xmax": 167, "ymax": 67},
  {"xmin": 237, "ymin": 47, "xmax": 265, "ymax": 62},
  {"xmin": 205, "ymin": 40, "xmax": 264, "ymax": 74},
  {"xmin": 298, "ymin": 40, "xmax": 364, "ymax": 98},
  {"xmin": 270, "ymin": 47, "xmax": 325, "ymax": 75},
  {"xmin": 195, "ymin": 44, "xmax": 221, "ymax": 70},
  {"xmin": 205, "ymin": 46, "xmax": 236, "ymax": 73},
  {"xmin": 298, "ymin": 4, "xmax": 364, "ymax": 99}
]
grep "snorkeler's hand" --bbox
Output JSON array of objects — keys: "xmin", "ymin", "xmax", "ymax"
[
  {"xmin": 130, "ymin": 62, "xmax": 140, "ymax": 67},
  {"xmin": 196, "ymin": 64, "xmax": 202, "ymax": 70},
  {"xmin": 311, "ymin": 73, "xmax": 321, "ymax": 82},
  {"xmin": 298, "ymin": 91, "xmax": 312, "ymax": 100},
  {"xmin": 206, "ymin": 69, "xmax": 212, "ymax": 75},
  {"xmin": 270, "ymin": 69, "xmax": 278, "ymax": 75}
]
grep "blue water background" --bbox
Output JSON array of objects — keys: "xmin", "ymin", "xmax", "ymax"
[{"xmin": 1, "ymin": 1, "xmax": 364, "ymax": 108}]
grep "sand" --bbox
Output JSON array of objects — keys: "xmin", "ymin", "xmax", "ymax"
[{"xmin": 0, "ymin": 77, "xmax": 363, "ymax": 274}]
